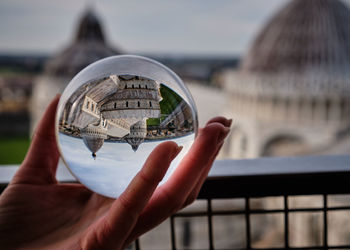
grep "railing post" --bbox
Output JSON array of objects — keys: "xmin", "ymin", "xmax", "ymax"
[
  {"xmin": 207, "ymin": 199, "xmax": 214, "ymax": 250},
  {"xmin": 284, "ymin": 195, "xmax": 289, "ymax": 249},
  {"xmin": 170, "ymin": 215, "xmax": 176, "ymax": 250},
  {"xmin": 245, "ymin": 197, "xmax": 251, "ymax": 249},
  {"xmin": 323, "ymin": 194, "xmax": 328, "ymax": 249}
]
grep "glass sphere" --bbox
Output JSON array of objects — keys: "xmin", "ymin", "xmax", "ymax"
[{"xmin": 56, "ymin": 55, "xmax": 198, "ymax": 198}]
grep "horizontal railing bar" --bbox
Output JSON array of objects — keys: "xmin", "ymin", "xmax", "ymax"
[
  {"xmin": 209, "ymin": 155, "xmax": 350, "ymax": 177},
  {"xmin": 199, "ymin": 246, "xmax": 350, "ymax": 250},
  {"xmin": 326, "ymin": 246, "xmax": 350, "ymax": 249},
  {"xmin": 174, "ymin": 205, "xmax": 350, "ymax": 217},
  {"xmin": 199, "ymin": 155, "xmax": 350, "ymax": 198},
  {"xmin": 1, "ymin": 155, "xmax": 350, "ymax": 198}
]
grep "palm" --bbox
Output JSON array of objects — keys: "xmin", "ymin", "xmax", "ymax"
[
  {"xmin": 0, "ymin": 96, "xmax": 231, "ymax": 250},
  {"xmin": 0, "ymin": 181, "xmax": 113, "ymax": 249}
]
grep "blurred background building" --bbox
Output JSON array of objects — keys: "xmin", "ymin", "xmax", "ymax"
[
  {"xmin": 31, "ymin": 9, "xmax": 121, "ymax": 132},
  {"xmin": 221, "ymin": 0, "xmax": 350, "ymax": 159}
]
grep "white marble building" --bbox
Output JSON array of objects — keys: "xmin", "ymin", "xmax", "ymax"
[
  {"xmin": 220, "ymin": 0, "xmax": 350, "ymax": 160},
  {"xmin": 61, "ymin": 74, "xmax": 162, "ymax": 155}
]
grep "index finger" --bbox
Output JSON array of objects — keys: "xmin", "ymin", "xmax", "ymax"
[
  {"xmin": 82, "ymin": 141, "xmax": 182, "ymax": 249},
  {"xmin": 121, "ymin": 121, "xmax": 229, "ymax": 245}
]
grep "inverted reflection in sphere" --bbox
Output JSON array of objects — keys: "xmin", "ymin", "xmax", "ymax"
[{"xmin": 56, "ymin": 55, "xmax": 198, "ymax": 198}]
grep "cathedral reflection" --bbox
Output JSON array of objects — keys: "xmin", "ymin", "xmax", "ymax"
[{"xmin": 59, "ymin": 74, "xmax": 194, "ymax": 158}]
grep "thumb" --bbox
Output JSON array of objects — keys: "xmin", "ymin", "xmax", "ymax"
[{"xmin": 12, "ymin": 95, "xmax": 60, "ymax": 184}]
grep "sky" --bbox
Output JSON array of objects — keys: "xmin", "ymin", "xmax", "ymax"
[
  {"xmin": 59, "ymin": 133, "xmax": 194, "ymax": 198},
  {"xmin": 1, "ymin": 0, "xmax": 350, "ymax": 57}
]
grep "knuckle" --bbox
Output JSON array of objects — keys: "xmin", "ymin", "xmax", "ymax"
[
  {"xmin": 184, "ymin": 152, "xmax": 199, "ymax": 169},
  {"xmin": 138, "ymin": 169, "xmax": 157, "ymax": 186},
  {"xmin": 80, "ymin": 223, "xmax": 111, "ymax": 250},
  {"xmin": 118, "ymin": 195, "xmax": 140, "ymax": 220},
  {"xmin": 159, "ymin": 186, "xmax": 183, "ymax": 214},
  {"xmin": 184, "ymin": 193, "xmax": 197, "ymax": 207}
]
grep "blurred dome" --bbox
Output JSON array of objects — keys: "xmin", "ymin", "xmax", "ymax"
[
  {"xmin": 225, "ymin": 0, "xmax": 350, "ymax": 100},
  {"xmin": 45, "ymin": 9, "xmax": 121, "ymax": 77},
  {"xmin": 75, "ymin": 10, "xmax": 105, "ymax": 42},
  {"xmin": 241, "ymin": 0, "xmax": 350, "ymax": 74},
  {"xmin": 222, "ymin": 0, "xmax": 350, "ymax": 160}
]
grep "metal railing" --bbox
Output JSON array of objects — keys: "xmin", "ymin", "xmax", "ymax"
[{"xmin": 1, "ymin": 155, "xmax": 350, "ymax": 249}]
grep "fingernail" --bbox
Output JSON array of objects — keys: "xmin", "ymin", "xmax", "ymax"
[
  {"xmin": 218, "ymin": 127, "xmax": 230, "ymax": 142},
  {"xmin": 54, "ymin": 93, "xmax": 61, "ymax": 100},
  {"xmin": 172, "ymin": 145, "xmax": 183, "ymax": 158},
  {"xmin": 227, "ymin": 119, "xmax": 233, "ymax": 128}
]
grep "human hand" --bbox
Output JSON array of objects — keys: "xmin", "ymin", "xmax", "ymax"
[{"xmin": 0, "ymin": 96, "xmax": 231, "ymax": 250}]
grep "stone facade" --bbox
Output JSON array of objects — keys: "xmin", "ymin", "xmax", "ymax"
[
  {"xmin": 222, "ymin": 0, "xmax": 350, "ymax": 159},
  {"xmin": 60, "ymin": 74, "xmax": 163, "ymax": 154},
  {"xmin": 100, "ymin": 76, "xmax": 162, "ymax": 120},
  {"xmin": 218, "ymin": 0, "xmax": 350, "ymax": 246}
]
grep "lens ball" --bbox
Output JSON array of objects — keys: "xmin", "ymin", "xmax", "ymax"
[{"xmin": 56, "ymin": 55, "xmax": 198, "ymax": 198}]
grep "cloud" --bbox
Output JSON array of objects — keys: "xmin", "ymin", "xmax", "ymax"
[{"xmin": 2, "ymin": 0, "xmax": 350, "ymax": 55}]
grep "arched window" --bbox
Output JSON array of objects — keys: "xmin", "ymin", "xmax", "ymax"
[
  {"xmin": 132, "ymin": 84, "xmax": 134, "ymax": 89},
  {"xmin": 149, "ymin": 101, "xmax": 152, "ymax": 107},
  {"xmin": 311, "ymin": 98, "xmax": 317, "ymax": 119},
  {"xmin": 340, "ymin": 98, "xmax": 346, "ymax": 120},
  {"xmin": 139, "ymin": 84, "xmax": 141, "ymax": 88},
  {"xmin": 145, "ymin": 85, "xmax": 148, "ymax": 89},
  {"xmin": 86, "ymin": 101, "xmax": 89, "ymax": 109},
  {"xmin": 114, "ymin": 103, "xmax": 117, "ymax": 109},
  {"xmin": 126, "ymin": 101, "xmax": 128, "ymax": 107},
  {"xmin": 325, "ymin": 99, "xmax": 331, "ymax": 121},
  {"xmin": 91, "ymin": 103, "xmax": 94, "ymax": 111},
  {"xmin": 262, "ymin": 135, "xmax": 305, "ymax": 157},
  {"xmin": 138, "ymin": 101, "xmax": 140, "ymax": 107}
]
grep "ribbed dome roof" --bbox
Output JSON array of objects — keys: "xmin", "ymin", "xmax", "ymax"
[
  {"xmin": 75, "ymin": 10, "xmax": 105, "ymax": 42},
  {"xmin": 82, "ymin": 136, "xmax": 105, "ymax": 157},
  {"xmin": 45, "ymin": 10, "xmax": 121, "ymax": 77},
  {"xmin": 241, "ymin": 0, "xmax": 350, "ymax": 74},
  {"xmin": 81, "ymin": 119, "xmax": 108, "ymax": 156},
  {"xmin": 124, "ymin": 137, "xmax": 145, "ymax": 152},
  {"xmin": 124, "ymin": 121, "xmax": 147, "ymax": 152}
]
